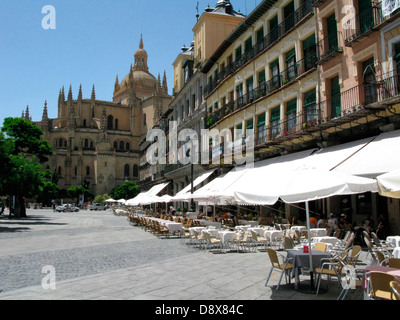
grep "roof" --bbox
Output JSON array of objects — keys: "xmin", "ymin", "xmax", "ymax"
[{"xmin": 201, "ymin": 0, "xmax": 279, "ymax": 73}]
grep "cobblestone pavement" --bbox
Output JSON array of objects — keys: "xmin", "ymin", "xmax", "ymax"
[{"xmin": 0, "ymin": 209, "xmax": 368, "ymax": 301}]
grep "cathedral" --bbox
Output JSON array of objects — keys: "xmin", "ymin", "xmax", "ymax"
[{"xmin": 32, "ymin": 36, "xmax": 172, "ymax": 196}]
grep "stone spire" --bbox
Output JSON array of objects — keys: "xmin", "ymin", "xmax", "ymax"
[
  {"xmin": 25, "ymin": 105, "xmax": 31, "ymax": 121},
  {"xmin": 133, "ymin": 34, "xmax": 149, "ymax": 72},
  {"xmin": 78, "ymin": 84, "xmax": 83, "ymax": 101},
  {"xmin": 157, "ymin": 73, "xmax": 162, "ymax": 93},
  {"xmin": 114, "ymin": 74, "xmax": 120, "ymax": 93},
  {"xmin": 67, "ymin": 85, "xmax": 73, "ymax": 102},
  {"xmin": 42, "ymin": 101, "xmax": 48, "ymax": 121},
  {"xmin": 162, "ymin": 70, "xmax": 168, "ymax": 94},
  {"xmin": 91, "ymin": 85, "xmax": 96, "ymax": 100}
]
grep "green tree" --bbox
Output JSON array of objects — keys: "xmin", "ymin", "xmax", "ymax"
[
  {"xmin": 67, "ymin": 185, "xmax": 92, "ymax": 205},
  {"xmin": 36, "ymin": 170, "xmax": 60, "ymax": 206},
  {"xmin": 110, "ymin": 181, "xmax": 140, "ymax": 200},
  {"xmin": 93, "ymin": 194, "xmax": 111, "ymax": 205},
  {"xmin": 0, "ymin": 118, "xmax": 52, "ymax": 217}
]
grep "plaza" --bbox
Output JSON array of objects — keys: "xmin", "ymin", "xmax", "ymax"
[{"xmin": 0, "ymin": 208, "xmax": 367, "ymax": 301}]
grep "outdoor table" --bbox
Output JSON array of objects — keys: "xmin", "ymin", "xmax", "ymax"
[
  {"xmin": 238, "ymin": 220, "xmax": 258, "ymax": 226},
  {"xmin": 235, "ymin": 225, "xmax": 250, "ymax": 231},
  {"xmin": 248, "ymin": 227, "xmax": 265, "ymax": 236},
  {"xmin": 160, "ymin": 221, "xmax": 183, "ymax": 233},
  {"xmin": 291, "ymin": 226, "xmax": 306, "ymax": 233},
  {"xmin": 287, "ymin": 249, "xmax": 330, "ymax": 292},
  {"xmin": 201, "ymin": 228, "xmax": 219, "ymax": 238},
  {"xmin": 218, "ymin": 230, "xmax": 238, "ymax": 243},
  {"xmin": 264, "ymin": 230, "xmax": 284, "ymax": 242},
  {"xmin": 386, "ymin": 236, "xmax": 400, "ymax": 248},
  {"xmin": 393, "ymin": 247, "xmax": 400, "ymax": 259},
  {"xmin": 195, "ymin": 220, "xmax": 222, "ymax": 228},
  {"xmin": 361, "ymin": 265, "xmax": 400, "ymax": 296},
  {"xmin": 312, "ymin": 236, "xmax": 341, "ymax": 247},
  {"xmin": 189, "ymin": 227, "xmax": 206, "ymax": 236},
  {"xmin": 310, "ymin": 228, "xmax": 327, "ymax": 237}
]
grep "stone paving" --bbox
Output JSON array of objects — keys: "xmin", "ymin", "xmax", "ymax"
[{"xmin": 0, "ymin": 208, "xmax": 368, "ymax": 301}]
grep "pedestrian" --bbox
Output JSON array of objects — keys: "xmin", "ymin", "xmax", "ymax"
[{"xmin": 328, "ymin": 213, "xmax": 338, "ymax": 230}]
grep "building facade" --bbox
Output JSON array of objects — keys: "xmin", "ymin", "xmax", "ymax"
[{"xmin": 33, "ymin": 37, "xmax": 172, "ymax": 196}]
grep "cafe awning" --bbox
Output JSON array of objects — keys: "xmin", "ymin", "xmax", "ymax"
[{"xmin": 171, "ymin": 169, "xmax": 217, "ymax": 201}]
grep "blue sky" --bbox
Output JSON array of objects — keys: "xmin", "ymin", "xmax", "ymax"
[{"xmin": 0, "ymin": 0, "xmax": 259, "ymax": 127}]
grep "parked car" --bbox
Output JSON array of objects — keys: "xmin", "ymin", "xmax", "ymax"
[
  {"xmin": 54, "ymin": 205, "xmax": 67, "ymax": 212},
  {"xmin": 69, "ymin": 205, "xmax": 80, "ymax": 212},
  {"xmin": 89, "ymin": 203, "xmax": 106, "ymax": 211}
]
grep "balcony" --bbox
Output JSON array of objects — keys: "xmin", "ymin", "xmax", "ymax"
[
  {"xmin": 316, "ymin": 32, "xmax": 343, "ymax": 64},
  {"xmin": 344, "ymin": 5, "xmax": 383, "ymax": 47},
  {"xmin": 204, "ymin": 0, "xmax": 317, "ymax": 96},
  {"xmin": 204, "ymin": 53, "xmax": 318, "ymax": 129}
]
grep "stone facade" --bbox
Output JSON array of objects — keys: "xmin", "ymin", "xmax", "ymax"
[{"xmin": 32, "ymin": 36, "xmax": 172, "ymax": 196}]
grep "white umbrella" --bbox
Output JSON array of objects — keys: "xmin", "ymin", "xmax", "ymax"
[
  {"xmin": 105, "ymin": 198, "xmax": 117, "ymax": 203},
  {"xmin": 376, "ymin": 169, "xmax": 400, "ymax": 199}
]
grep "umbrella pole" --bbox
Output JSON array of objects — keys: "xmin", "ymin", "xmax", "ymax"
[{"xmin": 305, "ymin": 201, "xmax": 314, "ymax": 289}]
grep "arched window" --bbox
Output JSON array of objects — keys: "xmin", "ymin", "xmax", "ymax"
[
  {"xmin": 113, "ymin": 141, "xmax": 118, "ymax": 150},
  {"xmin": 64, "ymin": 140, "xmax": 67, "ymax": 147},
  {"xmin": 124, "ymin": 164, "xmax": 130, "ymax": 177},
  {"xmin": 115, "ymin": 119, "xmax": 119, "ymax": 130},
  {"xmin": 86, "ymin": 166, "xmax": 90, "ymax": 176},
  {"xmin": 119, "ymin": 141, "xmax": 124, "ymax": 150},
  {"xmin": 126, "ymin": 142, "xmax": 130, "ymax": 151},
  {"xmin": 133, "ymin": 164, "xmax": 139, "ymax": 177},
  {"xmin": 74, "ymin": 166, "xmax": 78, "ymax": 176},
  {"xmin": 58, "ymin": 166, "xmax": 62, "ymax": 176},
  {"xmin": 83, "ymin": 119, "xmax": 87, "ymax": 127},
  {"xmin": 107, "ymin": 115, "xmax": 113, "ymax": 130},
  {"xmin": 90, "ymin": 141, "xmax": 94, "ymax": 148},
  {"xmin": 84, "ymin": 139, "xmax": 89, "ymax": 148},
  {"xmin": 59, "ymin": 139, "xmax": 63, "ymax": 148}
]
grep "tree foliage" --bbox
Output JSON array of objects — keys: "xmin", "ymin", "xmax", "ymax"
[
  {"xmin": 110, "ymin": 181, "xmax": 140, "ymax": 200},
  {"xmin": 0, "ymin": 117, "xmax": 53, "ymax": 217}
]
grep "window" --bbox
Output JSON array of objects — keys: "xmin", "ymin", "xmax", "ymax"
[
  {"xmin": 133, "ymin": 164, "xmax": 139, "ymax": 177},
  {"xmin": 83, "ymin": 119, "xmax": 87, "ymax": 127},
  {"xmin": 236, "ymin": 83, "xmax": 244, "ymax": 108},
  {"xmin": 74, "ymin": 166, "xmax": 78, "ymax": 176},
  {"xmin": 245, "ymin": 118, "xmax": 254, "ymax": 138},
  {"xmin": 303, "ymin": 88, "xmax": 317, "ymax": 124},
  {"xmin": 302, "ymin": 34, "xmax": 316, "ymax": 71},
  {"xmin": 362, "ymin": 58, "xmax": 377, "ymax": 104},
  {"xmin": 359, "ymin": 0, "xmax": 374, "ymax": 34},
  {"xmin": 330, "ymin": 76, "xmax": 341, "ymax": 118},
  {"xmin": 143, "ymin": 113, "xmax": 147, "ymax": 126},
  {"xmin": 235, "ymin": 46, "xmax": 242, "ymax": 62},
  {"xmin": 285, "ymin": 48, "xmax": 297, "ymax": 82},
  {"xmin": 270, "ymin": 107, "xmax": 280, "ymax": 139},
  {"xmin": 270, "ymin": 59, "xmax": 280, "ymax": 89},
  {"xmin": 84, "ymin": 139, "xmax": 89, "ymax": 148},
  {"xmin": 256, "ymin": 27, "xmax": 265, "ymax": 52},
  {"xmin": 113, "ymin": 141, "xmax": 118, "ymax": 150},
  {"xmin": 326, "ymin": 13, "xmax": 338, "ymax": 52},
  {"xmin": 246, "ymin": 76, "xmax": 254, "ymax": 100},
  {"xmin": 107, "ymin": 115, "xmax": 113, "ymax": 130},
  {"xmin": 119, "ymin": 141, "xmax": 125, "ymax": 150},
  {"xmin": 269, "ymin": 15, "xmax": 279, "ymax": 43},
  {"xmin": 286, "ymin": 99, "xmax": 297, "ymax": 134},
  {"xmin": 115, "ymin": 119, "xmax": 119, "ymax": 130},
  {"xmin": 126, "ymin": 142, "xmax": 130, "ymax": 151},
  {"xmin": 256, "ymin": 113, "xmax": 266, "ymax": 144},
  {"xmin": 86, "ymin": 166, "xmax": 90, "ymax": 176},
  {"xmin": 124, "ymin": 164, "xmax": 130, "ymax": 177},
  {"xmin": 283, "ymin": 1, "xmax": 295, "ymax": 33},
  {"xmin": 58, "ymin": 166, "xmax": 62, "ymax": 176}
]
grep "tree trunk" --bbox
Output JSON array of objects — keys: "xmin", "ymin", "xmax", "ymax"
[{"xmin": 14, "ymin": 196, "xmax": 27, "ymax": 218}]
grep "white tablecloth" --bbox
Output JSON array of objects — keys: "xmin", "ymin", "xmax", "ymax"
[
  {"xmin": 202, "ymin": 228, "xmax": 220, "ymax": 238},
  {"xmin": 386, "ymin": 236, "xmax": 400, "ymax": 247},
  {"xmin": 248, "ymin": 227, "xmax": 265, "ymax": 236},
  {"xmin": 218, "ymin": 231, "xmax": 238, "ymax": 243},
  {"xmin": 312, "ymin": 236, "xmax": 341, "ymax": 246},
  {"xmin": 189, "ymin": 227, "xmax": 206, "ymax": 235},
  {"xmin": 264, "ymin": 230, "xmax": 284, "ymax": 241},
  {"xmin": 238, "ymin": 220, "xmax": 258, "ymax": 226},
  {"xmin": 291, "ymin": 226, "xmax": 306, "ymax": 232},
  {"xmin": 161, "ymin": 221, "xmax": 183, "ymax": 233},
  {"xmin": 235, "ymin": 225, "xmax": 250, "ymax": 231},
  {"xmin": 310, "ymin": 228, "xmax": 327, "ymax": 237},
  {"xmin": 393, "ymin": 247, "xmax": 400, "ymax": 258}
]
